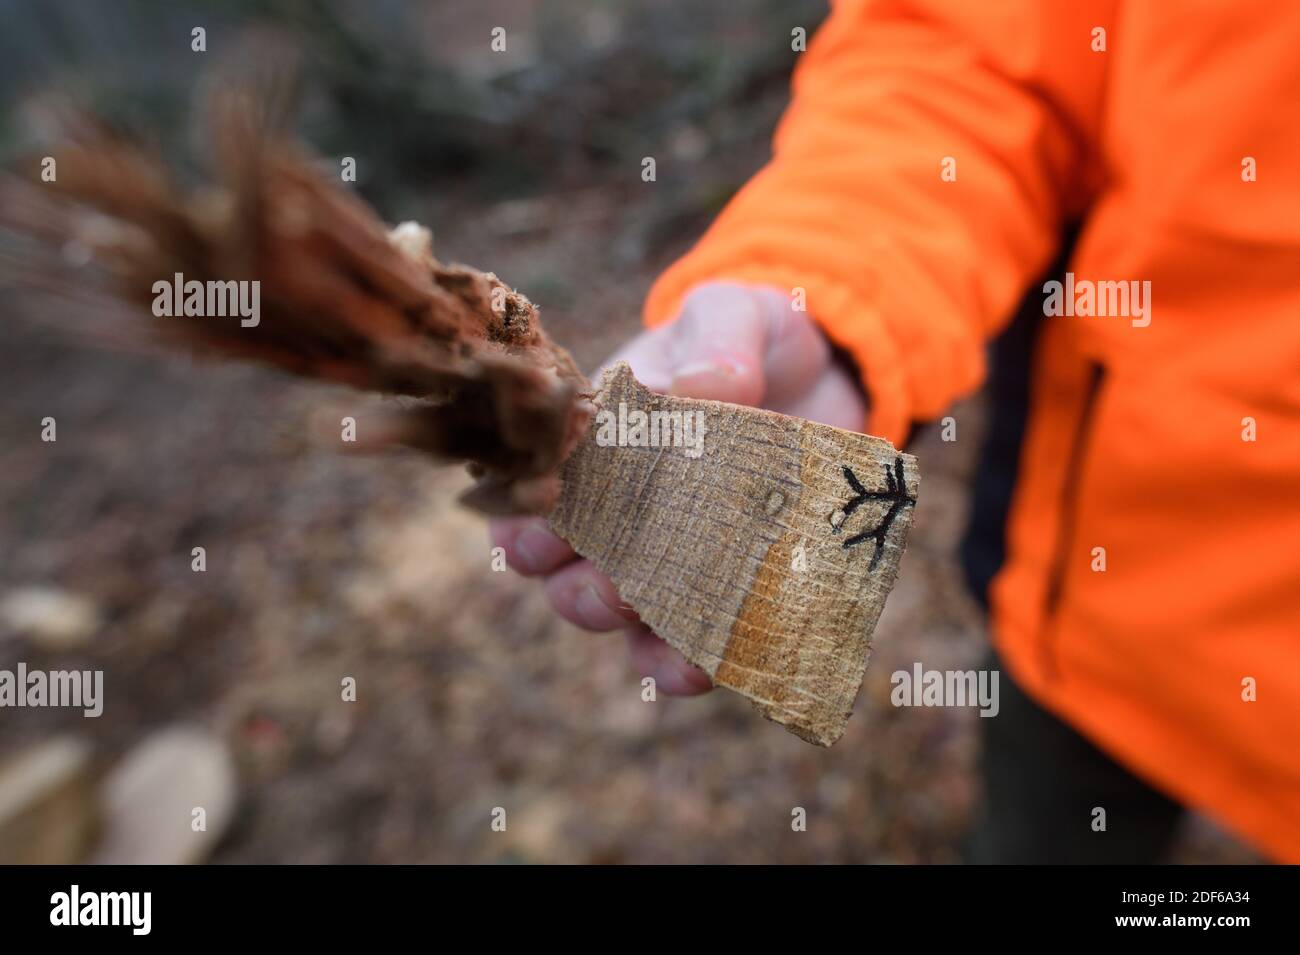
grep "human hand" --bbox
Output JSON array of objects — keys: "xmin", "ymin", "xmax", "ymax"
[{"xmin": 488, "ymin": 282, "xmax": 867, "ymax": 694}]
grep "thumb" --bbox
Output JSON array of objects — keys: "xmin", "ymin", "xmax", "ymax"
[{"xmin": 665, "ymin": 284, "xmax": 771, "ymax": 406}]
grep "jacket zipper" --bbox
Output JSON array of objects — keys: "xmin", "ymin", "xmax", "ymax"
[{"xmin": 1040, "ymin": 361, "xmax": 1106, "ymax": 678}]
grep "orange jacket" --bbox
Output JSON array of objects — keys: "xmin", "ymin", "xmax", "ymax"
[{"xmin": 645, "ymin": 0, "xmax": 1300, "ymax": 860}]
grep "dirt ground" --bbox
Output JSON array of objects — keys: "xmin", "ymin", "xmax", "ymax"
[{"xmin": 0, "ymin": 0, "xmax": 1260, "ymax": 864}]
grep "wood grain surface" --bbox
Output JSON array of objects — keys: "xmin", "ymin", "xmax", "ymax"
[{"xmin": 550, "ymin": 363, "xmax": 919, "ymax": 745}]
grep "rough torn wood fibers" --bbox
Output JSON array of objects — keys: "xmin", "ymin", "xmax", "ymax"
[{"xmin": 1, "ymin": 101, "xmax": 920, "ymax": 746}]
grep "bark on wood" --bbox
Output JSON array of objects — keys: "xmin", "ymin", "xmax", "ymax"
[{"xmin": 550, "ymin": 363, "xmax": 919, "ymax": 746}]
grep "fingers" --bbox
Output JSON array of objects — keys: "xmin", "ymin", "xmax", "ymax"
[
  {"xmin": 541, "ymin": 561, "xmax": 713, "ymax": 696},
  {"xmin": 666, "ymin": 283, "xmax": 831, "ymax": 408},
  {"xmin": 489, "ymin": 520, "xmax": 711, "ymax": 696},
  {"xmin": 489, "ymin": 519, "xmax": 644, "ymax": 632},
  {"xmin": 489, "ymin": 517, "xmax": 576, "ymax": 576},
  {"xmin": 750, "ymin": 288, "xmax": 832, "ymax": 407},
  {"xmin": 595, "ymin": 282, "xmax": 835, "ymax": 414},
  {"xmin": 767, "ymin": 357, "xmax": 868, "ymax": 431},
  {"xmin": 667, "ymin": 284, "xmax": 770, "ymax": 405},
  {"xmin": 624, "ymin": 625, "xmax": 713, "ymax": 696},
  {"xmin": 542, "ymin": 559, "xmax": 640, "ymax": 632}
]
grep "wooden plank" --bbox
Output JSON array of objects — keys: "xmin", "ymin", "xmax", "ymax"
[{"xmin": 550, "ymin": 363, "xmax": 920, "ymax": 746}]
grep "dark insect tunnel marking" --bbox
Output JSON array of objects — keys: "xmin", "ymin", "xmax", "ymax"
[{"xmin": 834, "ymin": 457, "xmax": 916, "ymax": 571}]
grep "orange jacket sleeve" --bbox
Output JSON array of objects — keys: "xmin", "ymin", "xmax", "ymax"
[{"xmin": 643, "ymin": 0, "xmax": 1115, "ymax": 443}]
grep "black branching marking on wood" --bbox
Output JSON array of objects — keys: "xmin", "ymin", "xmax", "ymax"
[{"xmin": 835, "ymin": 457, "xmax": 916, "ymax": 571}]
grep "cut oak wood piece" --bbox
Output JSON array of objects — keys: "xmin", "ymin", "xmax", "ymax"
[{"xmin": 549, "ymin": 363, "xmax": 920, "ymax": 746}]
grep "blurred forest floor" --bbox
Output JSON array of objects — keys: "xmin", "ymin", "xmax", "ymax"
[{"xmin": 0, "ymin": 0, "xmax": 1258, "ymax": 862}]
